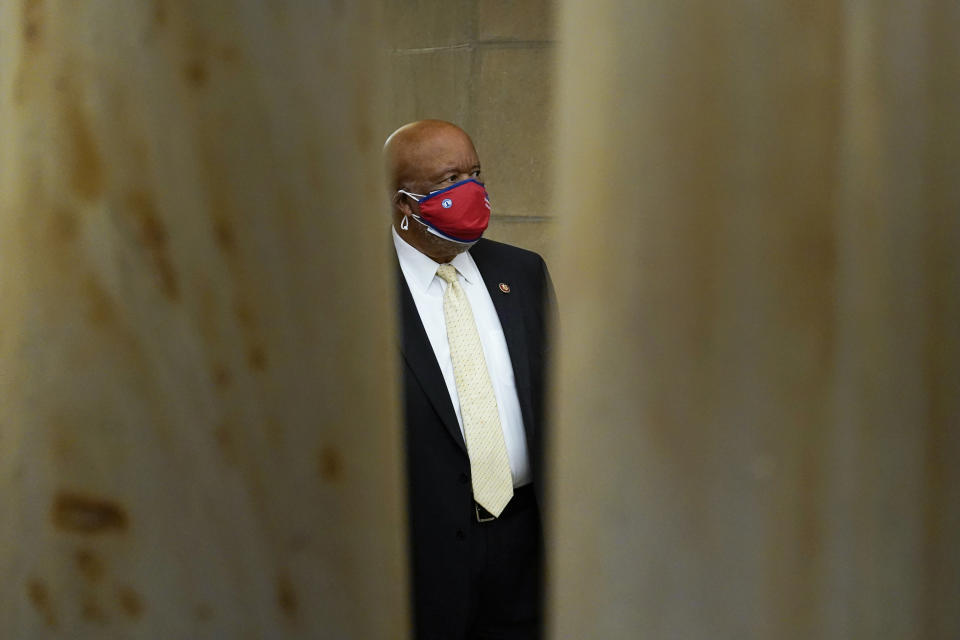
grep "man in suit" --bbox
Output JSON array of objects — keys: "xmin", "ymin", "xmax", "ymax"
[{"xmin": 385, "ymin": 120, "xmax": 553, "ymax": 640}]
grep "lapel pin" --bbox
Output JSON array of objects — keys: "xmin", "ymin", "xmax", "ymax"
[{"xmin": 499, "ymin": 283, "xmax": 511, "ymax": 294}]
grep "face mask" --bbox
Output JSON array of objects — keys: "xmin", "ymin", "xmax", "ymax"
[{"xmin": 397, "ymin": 178, "xmax": 491, "ymax": 244}]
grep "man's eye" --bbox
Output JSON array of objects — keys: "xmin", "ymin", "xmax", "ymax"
[{"xmin": 448, "ymin": 175, "xmax": 458, "ymax": 182}]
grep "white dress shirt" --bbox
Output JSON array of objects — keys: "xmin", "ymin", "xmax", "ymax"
[{"xmin": 393, "ymin": 228, "xmax": 531, "ymax": 487}]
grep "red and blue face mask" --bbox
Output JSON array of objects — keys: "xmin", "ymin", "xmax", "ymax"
[{"xmin": 397, "ymin": 178, "xmax": 491, "ymax": 244}]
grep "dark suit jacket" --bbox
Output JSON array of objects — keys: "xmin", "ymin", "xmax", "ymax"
[{"xmin": 397, "ymin": 237, "xmax": 553, "ymax": 635}]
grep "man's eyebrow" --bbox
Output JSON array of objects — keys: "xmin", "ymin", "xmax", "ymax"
[{"xmin": 428, "ymin": 164, "xmax": 482, "ymax": 182}]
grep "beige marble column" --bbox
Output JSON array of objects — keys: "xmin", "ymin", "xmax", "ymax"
[
  {"xmin": 548, "ymin": 1, "xmax": 959, "ymax": 638},
  {"xmin": 0, "ymin": 1, "xmax": 406, "ymax": 638}
]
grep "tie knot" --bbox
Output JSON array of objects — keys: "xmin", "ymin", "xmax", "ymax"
[{"xmin": 436, "ymin": 264, "xmax": 458, "ymax": 285}]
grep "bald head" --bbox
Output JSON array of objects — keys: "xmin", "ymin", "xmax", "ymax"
[
  {"xmin": 383, "ymin": 120, "xmax": 480, "ymax": 194},
  {"xmin": 384, "ymin": 120, "xmax": 484, "ymax": 263}
]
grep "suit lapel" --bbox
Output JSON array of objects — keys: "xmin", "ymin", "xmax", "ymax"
[
  {"xmin": 397, "ymin": 271, "xmax": 467, "ymax": 453},
  {"xmin": 471, "ymin": 247, "xmax": 536, "ymax": 444}
]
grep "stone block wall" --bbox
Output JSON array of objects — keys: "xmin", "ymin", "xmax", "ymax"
[{"xmin": 384, "ymin": 0, "xmax": 556, "ymax": 262}]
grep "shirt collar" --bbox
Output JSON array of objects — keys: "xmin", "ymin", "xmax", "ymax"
[{"xmin": 392, "ymin": 227, "xmax": 480, "ymax": 291}]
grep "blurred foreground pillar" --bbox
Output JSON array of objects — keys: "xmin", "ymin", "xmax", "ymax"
[
  {"xmin": 549, "ymin": 2, "xmax": 959, "ymax": 639},
  {"xmin": 0, "ymin": 1, "xmax": 406, "ymax": 638}
]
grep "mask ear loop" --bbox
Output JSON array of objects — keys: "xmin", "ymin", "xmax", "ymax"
[{"xmin": 397, "ymin": 189, "xmax": 422, "ymax": 233}]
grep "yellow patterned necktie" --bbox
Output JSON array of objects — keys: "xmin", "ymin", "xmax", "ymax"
[{"xmin": 436, "ymin": 263, "xmax": 514, "ymax": 517}]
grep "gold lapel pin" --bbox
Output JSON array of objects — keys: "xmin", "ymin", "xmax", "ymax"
[{"xmin": 499, "ymin": 283, "xmax": 511, "ymax": 294}]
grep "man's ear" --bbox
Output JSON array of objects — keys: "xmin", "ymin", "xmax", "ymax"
[{"xmin": 394, "ymin": 191, "xmax": 414, "ymax": 217}]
